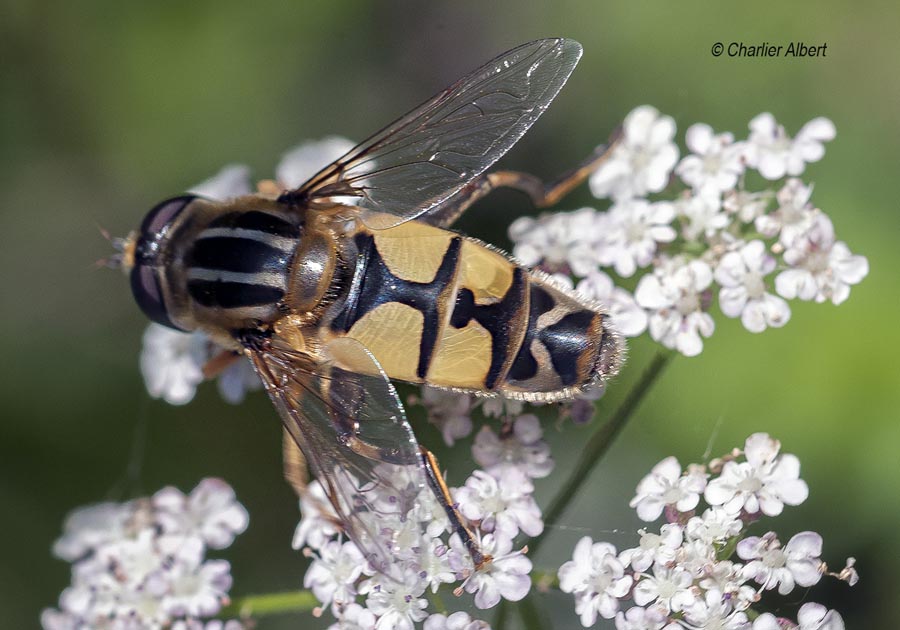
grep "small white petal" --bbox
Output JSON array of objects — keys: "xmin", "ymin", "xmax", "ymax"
[
  {"xmin": 719, "ymin": 286, "xmax": 748, "ymax": 318},
  {"xmin": 189, "ymin": 165, "xmax": 252, "ymax": 200},
  {"xmin": 752, "ymin": 613, "xmax": 782, "ymax": 630},
  {"xmin": 686, "ymin": 123, "xmax": 714, "ymax": 153},
  {"xmin": 799, "ymin": 117, "xmax": 836, "ymax": 142},
  {"xmin": 276, "ymin": 137, "xmax": 355, "ymax": 189},
  {"xmin": 798, "ymin": 602, "xmax": 845, "ymax": 630}
]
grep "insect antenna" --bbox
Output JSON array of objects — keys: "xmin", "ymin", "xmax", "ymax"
[{"xmin": 94, "ymin": 223, "xmax": 137, "ymax": 272}]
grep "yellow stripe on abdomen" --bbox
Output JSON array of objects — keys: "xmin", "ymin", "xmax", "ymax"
[
  {"xmin": 425, "ymin": 319, "xmax": 493, "ymax": 388},
  {"xmin": 425, "ymin": 238, "xmax": 528, "ymax": 391},
  {"xmin": 456, "ymin": 240, "xmax": 514, "ymax": 304},
  {"xmin": 345, "ymin": 302, "xmax": 424, "ymax": 382},
  {"xmin": 372, "ymin": 220, "xmax": 456, "ymax": 283}
]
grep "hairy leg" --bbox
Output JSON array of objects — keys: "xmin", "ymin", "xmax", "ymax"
[{"xmin": 431, "ymin": 128, "xmax": 622, "ymax": 228}]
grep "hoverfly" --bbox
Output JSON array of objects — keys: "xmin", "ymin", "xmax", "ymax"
[{"xmin": 120, "ymin": 38, "xmax": 623, "ymax": 577}]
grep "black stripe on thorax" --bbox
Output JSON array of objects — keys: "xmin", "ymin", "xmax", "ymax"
[
  {"xmin": 207, "ymin": 210, "xmax": 300, "ymax": 238},
  {"xmin": 188, "ymin": 236, "xmax": 292, "ymax": 274},
  {"xmin": 331, "ymin": 233, "xmax": 462, "ymax": 379},
  {"xmin": 449, "ymin": 267, "xmax": 527, "ymax": 390},
  {"xmin": 187, "ymin": 280, "xmax": 284, "ymax": 308}
]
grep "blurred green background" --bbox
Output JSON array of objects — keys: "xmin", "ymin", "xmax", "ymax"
[{"xmin": 2, "ymin": 1, "xmax": 897, "ymax": 628}]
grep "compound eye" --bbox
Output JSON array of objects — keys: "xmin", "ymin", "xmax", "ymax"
[
  {"xmin": 130, "ymin": 263, "xmax": 184, "ymax": 331},
  {"xmin": 140, "ymin": 195, "xmax": 197, "ymax": 240}
]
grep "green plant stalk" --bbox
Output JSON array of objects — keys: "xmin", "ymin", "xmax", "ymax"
[
  {"xmin": 427, "ymin": 589, "xmax": 448, "ymax": 615},
  {"xmin": 220, "ymin": 570, "xmax": 561, "ymax": 620},
  {"xmin": 519, "ymin": 593, "xmax": 549, "ymax": 630},
  {"xmin": 494, "ymin": 599, "xmax": 509, "ymax": 629},
  {"xmin": 219, "ymin": 590, "xmax": 318, "ymax": 619},
  {"xmin": 529, "ymin": 351, "xmax": 673, "ymax": 558}
]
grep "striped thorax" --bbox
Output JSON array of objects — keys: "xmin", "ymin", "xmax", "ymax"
[{"xmin": 128, "ymin": 195, "xmax": 309, "ymax": 349}]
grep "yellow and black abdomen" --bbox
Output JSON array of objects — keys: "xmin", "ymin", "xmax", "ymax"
[{"xmin": 324, "ymin": 220, "xmax": 620, "ymax": 401}]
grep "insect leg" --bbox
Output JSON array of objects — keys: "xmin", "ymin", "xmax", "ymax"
[
  {"xmin": 430, "ymin": 128, "xmax": 622, "ymax": 227},
  {"xmin": 201, "ymin": 349, "xmax": 241, "ymax": 379},
  {"xmin": 283, "ymin": 428, "xmax": 309, "ymax": 497},
  {"xmin": 332, "ymin": 426, "xmax": 489, "ymax": 569},
  {"xmin": 419, "ymin": 446, "xmax": 490, "ymax": 570}
]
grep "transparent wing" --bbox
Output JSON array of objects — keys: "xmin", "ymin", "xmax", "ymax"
[
  {"xmin": 246, "ymin": 336, "xmax": 427, "ymax": 580},
  {"xmin": 285, "ymin": 38, "xmax": 582, "ymax": 229}
]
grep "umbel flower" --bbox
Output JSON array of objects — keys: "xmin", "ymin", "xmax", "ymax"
[
  {"xmin": 557, "ymin": 433, "xmax": 858, "ymax": 629},
  {"xmin": 510, "ymin": 107, "xmax": 867, "ymax": 357},
  {"xmin": 43, "ymin": 479, "xmax": 248, "ymax": 629}
]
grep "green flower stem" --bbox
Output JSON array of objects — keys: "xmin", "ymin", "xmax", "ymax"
[
  {"xmin": 220, "ymin": 571, "xmax": 561, "ymax": 620},
  {"xmin": 531, "ymin": 569, "xmax": 560, "ymax": 590},
  {"xmin": 529, "ymin": 351, "xmax": 673, "ymax": 558},
  {"xmin": 427, "ymin": 589, "xmax": 449, "ymax": 615},
  {"xmin": 219, "ymin": 590, "xmax": 318, "ymax": 619},
  {"xmin": 494, "ymin": 599, "xmax": 509, "ymax": 629},
  {"xmin": 518, "ymin": 593, "xmax": 549, "ymax": 630}
]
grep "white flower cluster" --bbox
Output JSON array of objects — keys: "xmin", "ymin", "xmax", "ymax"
[
  {"xmin": 509, "ymin": 107, "xmax": 868, "ymax": 356},
  {"xmin": 43, "ymin": 479, "xmax": 249, "ymax": 630},
  {"xmin": 292, "ymin": 390, "xmax": 554, "ymax": 629},
  {"xmin": 557, "ymin": 433, "xmax": 857, "ymax": 629},
  {"xmin": 140, "ymin": 323, "xmax": 261, "ymax": 406}
]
